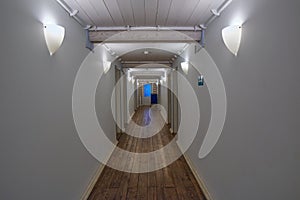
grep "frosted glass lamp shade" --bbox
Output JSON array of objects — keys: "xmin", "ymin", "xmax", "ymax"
[
  {"xmin": 103, "ymin": 60, "xmax": 112, "ymax": 73},
  {"xmin": 222, "ymin": 25, "xmax": 242, "ymax": 56},
  {"xmin": 181, "ymin": 62, "xmax": 189, "ymax": 74},
  {"xmin": 43, "ymin": 24, "xmax": 65, "ymax": 55}
]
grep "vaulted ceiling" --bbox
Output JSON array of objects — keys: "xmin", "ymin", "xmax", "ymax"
[
  {"xmin": 63, "ymin": 0, "xmax": 226, "ymax": 27},
  {"xmin": 103, "ymin": 43, "xmax": 188, "ymax": 67}
]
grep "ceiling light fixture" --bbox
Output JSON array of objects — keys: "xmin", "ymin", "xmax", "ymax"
[
  {"xmin": 181, "ymin": 62, "xmax": 189, "ymax": 75},
  {"xmin": 144, "ymin": 51, "xmax": 149, "ymax": 55},
  {"xmin": 43, "ymin": 24, "xmax": 65, "ymax": 55},
  {"xmin": 103, "ymin": 60, "xmax": 111, "ymax": 74},
  {"xmin": 222, "ymin": 25, "xmax": 242, "ymax": 56}
]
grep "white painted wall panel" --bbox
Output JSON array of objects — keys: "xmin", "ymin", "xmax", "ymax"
[
  {"xmin": 63, "ymin": 0, "xmax": 227, "ymax": 27},
  {"xmin": 88, "ymin": 0, "xmax": 115, "ymax": 26},
  {"xmin": 103, "ymin": 0, "xmax": 125, "ymax": 26},
  {"xmin": 131, "ymin": 0, "xmax": 146, "ymax": 26},
  {"xmin": 145, "ymin": 0, "xmax": 158, "ymax": 26},
  {"xmin": 117, "ymin": 0, "xmax": 135, "ymax": 25},
  {"xmin": 156, "ymin": 0, "xmax": 172, "ymax": 26},
  {"xmin": 64, "ymin": 0, "xmax": 94, "ymax": 24}
]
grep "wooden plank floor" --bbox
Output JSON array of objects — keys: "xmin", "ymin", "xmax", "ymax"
[{"xmin": 88, "ymin": 106, "xmax": 206, "ymax": 200}]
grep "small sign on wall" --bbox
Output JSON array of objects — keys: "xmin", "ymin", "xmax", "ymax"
[{"xmin": 198, "ymin": 75, "xmax": 204, "ymax": 86}]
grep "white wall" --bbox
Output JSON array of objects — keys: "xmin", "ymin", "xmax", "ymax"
[
  {"xmin": 114, "ymin": 69, "xmax": 122, "ymax": 134},
  {"xmin": 120, "ymin": 71, "xmax": 128, "ymax": 130},
  {"xmin": 169, "ymin": 70, "xmax": 179, "ymax": 133},
  {"xmin": 96, "ymin": 57, "xmax": 119, "ymax": 144},
  {"xmin": 160, "ymin": 78, "xmax": 169, "ymax": 122},
  {"xmin": 0, "ymin": 0, "xmax": 102, "ymax": 199},
  {"xmin": 127, "ymin": 74, "xmax": 135, "ymax": 122},
  {"xmin": 179, "ymin": 0, "xmax": 300, "ymax": 199}
]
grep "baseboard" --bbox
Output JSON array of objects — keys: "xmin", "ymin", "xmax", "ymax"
[
  {"xmin": 169, "ymin": 128, "xmax": 177, "ymax": 136},
  {"xmin": 125, "ymin": 112, "xmax": 136, "ymax": 125},
  {"xmin": 128, "ymin": 111, "xmax": 135, "ymax": 123},
  {"xmin": 183, "ymin": 153, "xmax": 213, "ymax": 200},
  {"xmin": 81, "ymin": 164, "xmax": 105, "ymax": 200},
  {"xmin": 81, "ymin": 140, "xmax": 119, "ymax": 200}
]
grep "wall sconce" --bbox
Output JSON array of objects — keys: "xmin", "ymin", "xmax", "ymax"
[
  {"xmin": 222, "ymin": 25, "xmax": 242, "ymax": 56},
  {"xmin": 43, "ymin": 24, "xmax": 65, "ymax": 55},
  {"xmin": 103, "ymin": 60, "xmax": 111, "ymax": 73},
  {"xmin": 181, "ymin": 62, "xmax": 189, "ymax": 74},
  {"xmin": 161, "ymin": 76, "xmax": 167, "ymax": 83}
]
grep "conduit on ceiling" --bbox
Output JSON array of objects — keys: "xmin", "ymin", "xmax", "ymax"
[{"xmin": 55, "ymin": 0, "xmax": 232, "ymax": 32}]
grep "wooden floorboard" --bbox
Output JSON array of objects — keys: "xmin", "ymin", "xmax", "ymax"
[{"xmin": 88, "ymin": 106, "xmax": 206, "ymax": 200}]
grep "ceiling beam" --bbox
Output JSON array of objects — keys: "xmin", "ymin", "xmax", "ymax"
[
  {"xmin": 135, "ymin": 76, "xmax": 161, "ymax": 80},
  {"xmin": 89, "ymin": 30, "xmax": 201, "ymax": 43},
  {"xmin": 122, "ymin": 61, "xmax": 171, "ymax": 64},
  {"xmin": 92, "ymin": 26, "xmax": 202, "ymax": 31},
  {"xmin": 121, "ymin": 61, "xmax": 172, "ymax": 68},
  {"xmin": 131, "ymin": 72, "xmax": 165, "ymax": 76},
  {"xmin": 123, "ymin": 64, "xmax": 170, "ymax": 68},
  {"xmin": 122, "ymin": 63, "xmax": 172, "ymax": 68}
]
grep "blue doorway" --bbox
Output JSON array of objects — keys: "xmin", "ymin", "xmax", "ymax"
[
  {"xmin": 143, "ymin": 84, "xmax": 151, "ymax": 97},
  {"xmin": 151, "ymin": 94, "xmax": 158, "ymax": 104}
]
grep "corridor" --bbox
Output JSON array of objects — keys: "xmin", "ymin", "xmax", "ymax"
[
  {"xmin": 1, "ymin": 0, "xmax": 300, "ymax": 199},
  {"xmin": 88, "ymin": 106, "xmax": 206, "ymax": 200}
]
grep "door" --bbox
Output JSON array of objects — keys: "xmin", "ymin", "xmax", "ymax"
[{"xmin": 143, "ymin": 84, "xmax": 151, "ymax": 105}]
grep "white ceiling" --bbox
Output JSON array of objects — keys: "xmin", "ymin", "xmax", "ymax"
[
  {"xmin": 104, "ymin": 42, "xmax": 188, "ymax": 64},
  {"xmin": 63, "ymin": 0, "xmax": 226, "ymax": 27},
  {"xmin": 64, "ymin": 0, "xmax": 215, "ymax": 69},
  {"xmin": 122, "ymin": 49, "xmax": 174, "ymax": 61}
]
